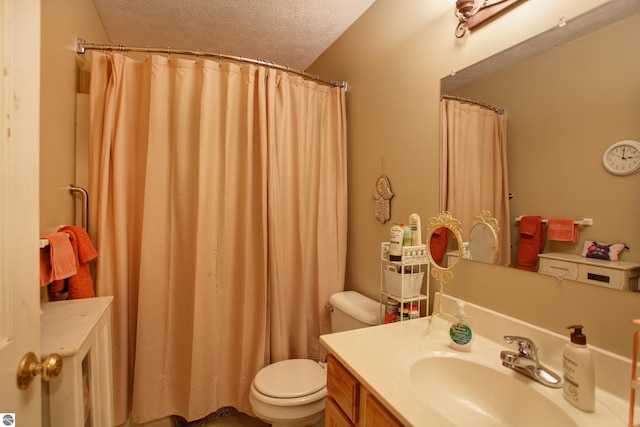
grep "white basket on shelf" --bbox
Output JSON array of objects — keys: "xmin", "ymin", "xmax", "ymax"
[{"xmin": 384, "ymin": 265, "xmax": 424, "ymax": 298}]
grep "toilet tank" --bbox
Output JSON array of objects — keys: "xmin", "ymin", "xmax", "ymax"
[{"xmin": 329, "ymin": 291, "xmax": 380, "ymax": 333}]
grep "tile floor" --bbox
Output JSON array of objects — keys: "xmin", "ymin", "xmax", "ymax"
[{"xmin": 172, "ymin": 408, "xmax": 269, "ymax": 427}]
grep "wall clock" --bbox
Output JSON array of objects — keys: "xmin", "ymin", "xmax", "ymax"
[{"xmin": 602, "ymin": 140, "xmax": 640, "ymax": 176}]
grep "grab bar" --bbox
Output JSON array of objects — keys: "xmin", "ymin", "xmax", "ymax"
[{"xmin": 69, "ymin": 184, "xmax": 88, "ymax": 230}]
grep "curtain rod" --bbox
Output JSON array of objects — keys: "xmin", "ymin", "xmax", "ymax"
[
  {"xmin": 76, "ymin": 39, "xmax": 348, "ymax": 91},
  {"xmin": 441, "ymin": 94, "xmax": 504, "ymax": 115}
]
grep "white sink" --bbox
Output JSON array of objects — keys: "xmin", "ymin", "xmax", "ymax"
[{"xmin": 393, "ymin": 341, "xmax": 622, "ymax": 427}]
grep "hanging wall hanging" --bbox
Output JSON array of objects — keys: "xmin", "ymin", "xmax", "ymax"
[{"xmin": 372, "ymin": 175, "xmax": 394, "ymax": 224}]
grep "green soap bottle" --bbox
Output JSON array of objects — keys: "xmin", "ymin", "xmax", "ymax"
[{"xmin": 449, "ymin": 300, "xmax": 474, "ymax": 352}]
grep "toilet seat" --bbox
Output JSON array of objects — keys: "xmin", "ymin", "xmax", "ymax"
[{"xmin": 253, "ymin": 359, "xmax": 327, "ymax": 399}]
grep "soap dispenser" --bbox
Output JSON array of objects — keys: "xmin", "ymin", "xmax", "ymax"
[
  {"xmin": 562, "ymin": 325, "xmax": 595, "ymax": 412},
  {"xmin": 449, "ymin": 300, "xmax": 473, "ymax": 352}
]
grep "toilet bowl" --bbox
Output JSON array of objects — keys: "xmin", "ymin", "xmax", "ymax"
[
  {"xmin": 249, "ymin": 291, "xmax": 380, "ymax": 427},
  {"xmin": 249, "ymin": 359, "xmax": 327, "ymax": 427}
]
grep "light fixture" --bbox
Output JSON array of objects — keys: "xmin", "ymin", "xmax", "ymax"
[{"xmin": 454, "ymin": 0, "xmax": 510, "ymax": 38}]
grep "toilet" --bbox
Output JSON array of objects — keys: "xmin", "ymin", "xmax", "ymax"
[{"xmin": 249, "ymin": 291, "xmax": 380, "ymax": 427}]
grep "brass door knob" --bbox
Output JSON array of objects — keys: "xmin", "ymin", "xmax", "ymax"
[{"xmin": 17, "ymin": 351, "xmax": 63, "ymax": 389}]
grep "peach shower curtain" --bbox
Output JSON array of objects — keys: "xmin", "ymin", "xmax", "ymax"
[
  {"xmin": 440, "ymin": 98, "xmax": 511, "ymax": 266},
  {"xmin": 88, "ymin": 52, "xmax": 347, "ymax": 424}
]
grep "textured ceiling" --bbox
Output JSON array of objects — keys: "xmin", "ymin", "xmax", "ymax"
[{"xmin": 91, "ymin": 0, "xmax": 376, "ymax": 71}]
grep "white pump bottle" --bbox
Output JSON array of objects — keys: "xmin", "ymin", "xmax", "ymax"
[{"xmin": 562, "ymin": 324, "xmax": 595, "ymax": 412}]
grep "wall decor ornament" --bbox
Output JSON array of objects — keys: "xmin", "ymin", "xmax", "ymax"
[
  {"xmin": 372, "ymin": 175, "xmax": 394, "ymax": 223},
  {"xmin": 454, "ymin": 0, "xmax": 527, "ymax": 38}
]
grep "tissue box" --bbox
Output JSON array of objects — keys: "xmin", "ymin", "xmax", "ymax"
[{"xmin": 384, "ymin": 268, "xmax": 424, "ymax": 298}]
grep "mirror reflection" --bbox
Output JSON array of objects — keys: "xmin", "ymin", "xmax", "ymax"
[
  {"xmin": 440, "ymin": 8, "xmax": 640, "ymax": 291},
  {"xmin": 429, "ymin": 226, "xmax": 459, "ymax": 269},
  {"xmin": 468, "ymin": 210, "xmax": 499, "ymax": 264}
]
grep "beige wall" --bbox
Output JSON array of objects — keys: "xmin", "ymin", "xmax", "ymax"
[
  {"xmin": 308, "ymin": 0, "xmax": 640, "ymax": 358},
  {"xmin": 40, "ymin": 0, "xmax": 108, "ymax": 233}
]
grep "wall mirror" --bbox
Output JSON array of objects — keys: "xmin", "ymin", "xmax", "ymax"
[
  {"xmin": 425, "ymin": 211, "xmax": 462, "ymax": 331},
  {"xmin": 440, "ymin": 0, "xmax": 640, "ymax": 291},
  {"xmin": 468, "ymin": 210, "xmax": 499, "ymax": 264}
]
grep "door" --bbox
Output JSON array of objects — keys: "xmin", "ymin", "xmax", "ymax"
[{"xmin": 0, "ymin": 0, "xmax": 42, "ymax": 425}]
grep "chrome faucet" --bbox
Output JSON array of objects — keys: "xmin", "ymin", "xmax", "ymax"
[{"xmin": 500, "ymin": 336, "xmax": 563, "ymax": 388}]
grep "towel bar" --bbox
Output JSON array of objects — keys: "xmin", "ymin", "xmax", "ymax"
[
  {"xmin": 514, "ymin": 216, "xmax": 593, "ymax": 226},
  {"xmin": 39, "ymin": 232, "xmax": 70, "ymax": 248}
]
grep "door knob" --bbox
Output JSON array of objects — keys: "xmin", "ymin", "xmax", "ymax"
[{"xmin": 16, "ymin": 351, "xmax": 63, "ymax": 389}]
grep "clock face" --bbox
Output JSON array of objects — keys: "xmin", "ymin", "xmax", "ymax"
[{"xmin": 602, "ymin": 140, "xmax": 640, "ymax": 176}]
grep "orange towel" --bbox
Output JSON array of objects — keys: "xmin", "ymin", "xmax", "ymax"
[
  {"xmin": 49, "ymin": 226, "xmax": 98, "ymax": 299},
  {"xmin": 547, "ymin": 218, "xmax": 578, "ymax": 243},
  {"xmin": 39, "ymin": 232, "xmax": 77, "ymax": 286},
  {"xmin": 516, "ymin": 216, "xmax": 546, "ymax": 271}
]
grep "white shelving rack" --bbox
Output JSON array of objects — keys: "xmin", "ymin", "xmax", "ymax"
[{"xmin": 380, "ymin": 242, "xmax": 430, "ymax": 323}]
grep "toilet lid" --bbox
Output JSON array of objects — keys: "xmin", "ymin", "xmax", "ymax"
[{"xmin": 253, "ymin": 359, "xmax": 326, "ymax": 399}]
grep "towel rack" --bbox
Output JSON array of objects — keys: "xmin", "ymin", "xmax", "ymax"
[
  {"xmin": 39, "ymin": 232, "xmax": 70, "ymax": 248},
  {"xmin": 515, "ymin": 216, "xmax": 593, "ymax": 226},
  {"xmin": 39, "ymin": 185, "xmax": 88, "ymax": 248}
]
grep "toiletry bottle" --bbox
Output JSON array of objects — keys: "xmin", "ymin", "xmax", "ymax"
[
  {"xmin": 449, "ymin": 300, "xmax": 473, "ymax": 352},
  {"xmin": 409, "ymin": 213, "xmax": 422, "ymax": 246},
  {"xmin": 383, "ymin": 298, "xmax": 399, "ymax": 324},
  {"xmin": 402, "ymin": 223, "xmax": 412, "ymax": 246},
  {"xmin": 562, "ymin": 325, "xmax": 595, "ymax": 412},
  {"xmin": 389, "ymin": 223, "xmax": 403, "ymax": 261}
]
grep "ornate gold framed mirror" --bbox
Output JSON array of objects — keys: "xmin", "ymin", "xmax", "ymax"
[{"xmin": 424, "ymin": 211, "xmax": 463, "ymax": 333}]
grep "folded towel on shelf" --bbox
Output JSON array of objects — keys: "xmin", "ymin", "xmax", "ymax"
[
  {"xmin": 39, "ymin": 232, "xmax": 77, "ymax": 286},
  {"xmin": 547, "ymin": 218, "xmax": 579, "ymax": 243},
  {"xmin": 516, "ymin": 216, "xmax": 546, "ymax": 272},
  {"xmin": 49, "ymin": 226, "xmax": 98, "ymax": 299}
]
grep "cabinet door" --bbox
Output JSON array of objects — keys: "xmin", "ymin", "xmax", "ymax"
[
  {"xmin": 327, "ymin": 354, "xmax": 360, "ymax": 424},
  {"xmin": 325, "ymin": 396, "xmax": 355, "ymax": 427},
  {"xmin": 362, "ymin": 388, "xmax": 404, "ymax": 427}
]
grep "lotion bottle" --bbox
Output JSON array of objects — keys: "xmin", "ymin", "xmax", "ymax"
[
  {"xmin": 562, "ymin": 325, "xmax": 595, "ymax": 412},
  {"xmin": 389, "ymin": 223, "xmax": 403, "ymax": 261},
  {"xmin": 402, "ymin": 223, "xmax": 412, "ymax": 246},
  {"xmin": 449, "ymin": 300, "xmax": 473, "ymax": 352},
  {"xmin": 409, "ymin": 213, "xmax": 422, "ymax": 246}
]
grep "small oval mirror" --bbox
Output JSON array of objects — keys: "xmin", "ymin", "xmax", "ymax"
[
  {"xmin": 424, "ymin": 211, "xmax": 464, "ymax": 333},
  {"xmin": 425, "ymin": 212, "xmax": 463, "ymax": 274},
  {"xmin": 468, "ymin": 210, "xmax": 500, "ymax": 264}
]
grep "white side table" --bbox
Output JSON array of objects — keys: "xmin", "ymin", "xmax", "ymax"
[{"xmin": 41, "ymin": 296, "xmax": 114, "ymax": 427}]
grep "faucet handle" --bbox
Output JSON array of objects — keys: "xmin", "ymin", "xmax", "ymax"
[{"xmin": 503, "ymin": 336, "xmax": 538, "ymax": 360}]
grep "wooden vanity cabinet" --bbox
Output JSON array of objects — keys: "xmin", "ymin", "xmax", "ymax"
[
  {"xmin": 327, "ymin": 353, "xmax": 360, "ymax": 424},
  {"xmin": 361, "ymin": 387, "xmax": 404, "ymax": 427},
  {"xmin": 326, "ymin": 354, "xmax": 403, "ymax": 427}
]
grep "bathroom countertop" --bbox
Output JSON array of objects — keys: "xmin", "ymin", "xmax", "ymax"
[{"xmin": 320, "ymin": 295, "xmax": 632, "ymax": 426}]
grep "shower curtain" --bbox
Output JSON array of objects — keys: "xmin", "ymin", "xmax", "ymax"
[
  {"xmin": 88, "ymin": 52, "xmax": 347, "ymax": 424},
  {"xmin": 440, "ymin": 98, "xmax": 511, "ymax": 266}
]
